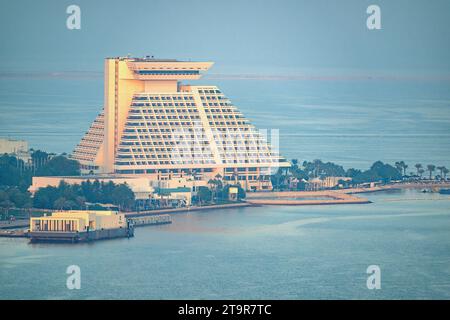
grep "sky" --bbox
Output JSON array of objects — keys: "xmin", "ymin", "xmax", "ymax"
[{"xmin": 0, "ymin": 0, "xmax": 450, "ymax": 76}]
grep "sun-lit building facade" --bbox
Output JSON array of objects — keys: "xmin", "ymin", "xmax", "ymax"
[{"xmin": 71, "ymin": 57, "xmax": 289, "ymax": 190}]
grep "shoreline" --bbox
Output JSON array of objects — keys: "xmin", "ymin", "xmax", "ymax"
[
  {"xmin": 338, "ymin": 182, "xmax": 450, "ymax": 194},
  {"xmin": 125, "ymin": 202, "xmax": 254, "ymax": 218},
  {"xmin": 245, "ymin": 182, "xmax": 450, "ymax": 206},
  {"xmin": 246, "ymin": 190, "xmax": 371, "ymax": 206},
  {"xmin": 1, "ymin": 182, "xmax": 448, "ymax": 237}
]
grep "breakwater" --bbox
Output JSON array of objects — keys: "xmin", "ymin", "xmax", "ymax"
[{"xmin": 246, "ymin": 191, "xmax": 371, "ymax": 206}]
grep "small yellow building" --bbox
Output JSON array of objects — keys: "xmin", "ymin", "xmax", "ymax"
[{"xmin": 30, "ymin": 210, "xmax": 126, "ymax": 233}]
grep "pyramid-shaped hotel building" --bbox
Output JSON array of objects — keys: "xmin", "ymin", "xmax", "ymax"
[{"xmin": 71, "ymin": 57, "xmax": 289, "ymax": 190}]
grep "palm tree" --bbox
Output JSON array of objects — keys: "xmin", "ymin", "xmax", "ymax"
[
  {"xmin": 415, "ymin": 163, "xmax": 422, "ymax": 176},
  {"xmin": 437, "ymin": 166, "xmax": 445, "ymax": 179},
  {"xmin": 232, "ymin": 172, "xmax": 238, "ymax": 184},
  {"xmin": 291, "ymin": 159, "xmax": 299, "ymax": 171},
  {"xmin": 395, "ymin": 162, "xmax": 403, "ymax": 174},
  {"xmin": 210, "ymin": 175, "xmax": 224, "ymax": 202},
  {"xmin": 402, "ymin": 163, "xmax": 408, "ymax": 176},
  {"xmin": 427, "ymin": 164, "xmax": 436, "ymax": 180},
  {"xmin": 257, "ymin": 175, "xmax": 264, "ymax": 190},
  {"xmin": 442, "ymin": 167, "xmax": 449, "ymax": 180},
  {"xmin": 395, "ymin": 161, "xmax": 408, "ymax": 176},
  {"xmin": 418, "ymin": 168, "xmax": 425, "ymax": 178},
  {"xmin": 313, "ymin": 159, "xmax": 321, "ymax": 178},
  {"xmin": 0, "ymin": 200, "xmax": 14, "ymax": 220},
  {"xmin": 208, "ymin": 179, "xmax": 218, "ymax": 203}
]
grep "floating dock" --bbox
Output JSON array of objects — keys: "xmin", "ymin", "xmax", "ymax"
[
  {"xmin": 0, "ymin": 219, "xmax": 30, "ymax": 230},
  {"xmin": 130, "ymin": 214, "xmax": 172, "ymax": 227},
  {"xmin": 246, "ymin": 191, "xmax": 371, "ymax": 205},
  {"xmin": 0, "ymin": 229, "xmax": 27, "ymax": 238},
  {"xmin": 28, "ymin": 227, "xmax": 133, "ymax": 243}
]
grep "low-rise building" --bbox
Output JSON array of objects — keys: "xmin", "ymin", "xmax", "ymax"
[
  {"xmin": 29, "ymin": 210, "xmax": 132, "ymax": 242},
  {"xmin": 0, "ymin": 137, "xmax": 31, "ymax": 163},
  {"xmin": 307, "ymin": 176, "xmax": 352, "ymax": 190},
  {"xmin": 153, "ymin": 187, "xmax": 192, "ymax": 206}
]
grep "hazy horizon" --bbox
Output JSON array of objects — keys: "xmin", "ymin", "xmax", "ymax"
[{"xmin": 1, "ymin": 0, "xmax": 449, "ymax": 76}]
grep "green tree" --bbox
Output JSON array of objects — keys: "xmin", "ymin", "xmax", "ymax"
[
  {"xmin": 415, "ymin": 163, "xmax": 423, "ymax": 176},
  {"xmin": 54, "ymin": 197, "xmax": 68, "ymax": 210},
  {"xmin": 0, "ymin": 199, "xmax": 14, "ymax": 219},
  {"xmin": 196, "ymin": 186, "xmax": 212, "ymax": 205},
  {"xmin": 208, "ymin": 178, "xmax": 223, "ymax": 203},
  {"xmin": 0, "ymin": 154, "xmax": 32, "ymax": 189},
  {"xmin": 291, "ymin": 159, "xmax": 299, "ymax": 170},
  {"xmin": 442, "ymin": 167, "xmax": 449, "ymax": 180},
  {"xmin": 346, "ymin": 168, "xmax": 362, "ymax": 178},
  {"xmin": 31, "ymin": 150, "xmax": 49, "ymax": 170},
  {"xmin": 426, "ymin": 164, "xmax": 436, "ymax": 180},
  {"xmin": 111, "ymin": 183, "xmax": 135, "ymax": 210},
  {"xmin": 418, "ymin": 168, "xmax": 425, "ymax": 178},
  {"xmin": 351, "ymin": 161, "xmax": 401, "ymax": 184},
  {"xmin": 302, "ymin": 159, "xmax": 345, "ymax": 178},
  {"xmin": 220, "ymin": 184, "xmax": 246, "ymax": 201},
  {"xmin": 271, "ymin": 167, "xmax": 289, "ymax": 191},
  {"xmin": 437, "ymin": 166, "xmax": 445, "ymax": 179},
  {"xmin": 402, "ymin": 162, "xmax": 408, "ymax": 176},
  {"xmin": 6, "ymin": 187, "xmax": 32, "ymax": 208},
  {"xmin": 33, "ymin": 186, "xmax": 59, "ymax": 209},
  {"xmin": 395, "ymin": 162, "xmax": 403, "ymax": 174},
  {"xmin": 395, "ymin": 161, "xmax": 408, "ymax": 176},
  {"xmin": 33, "ymin": 180, "xmax": 135, "ymax": 211},
  {"xmin": 36, "ymin": 155, "xmax": 80, "ymax": 176}
]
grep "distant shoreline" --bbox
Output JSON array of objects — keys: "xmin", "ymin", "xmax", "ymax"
[
  {"xmin": 245, "ymin": 182, "xmax": 450, "ymax": 206},
  {"xmin": 338, "ymin": 182, "xmax": 450, "ymax": 194},
  {"xmin": 125, "ymin": 202, "xmax": 254, "ymax": 218},
  {"xmin": 2, "ymin": 182, "xmax": 449, "ymax": 234}
]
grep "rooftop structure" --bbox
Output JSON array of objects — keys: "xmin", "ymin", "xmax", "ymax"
[{"xmin": 71, "ymin": 56, "xmax": 290, "ymax": 190}]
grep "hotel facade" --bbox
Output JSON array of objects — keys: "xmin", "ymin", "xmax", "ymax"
[{"xmin": 71, "ymin": 57, "xmax": 289, "ymax": 190}]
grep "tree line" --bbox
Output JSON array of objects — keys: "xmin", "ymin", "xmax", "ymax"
[
  {"xmin": 194, "ymin": 174, "xmax": 246, "ymax": 205},
  {"xmin": 33, "ymin": 180, "xmax": 135, "ymax": 211},
  {"xmin": 272, "ymin": 159, "xmax": 449, "ymax": 190},
  {"xmin": 0, "ymin": 152, "xmax": 134, "ymax": 212}
]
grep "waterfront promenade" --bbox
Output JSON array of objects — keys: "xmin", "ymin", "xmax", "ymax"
[
  {"xmin": 335, "ymin": 182, "xmax": 450, "ymax": 194},
  {"xmin": 245, "ymin": 190, "xmax": 371, "ymax": 205},
  {"xmin": 245, "ymin": 182, "xmax": 450, "ymax": 205},
  {"xmin": 125, "ymin": 202, "xmax": 253, "ymax": 218},
  {"xmin": 1, "ymin": 182, "xmax": 449, "ymax": 238}
]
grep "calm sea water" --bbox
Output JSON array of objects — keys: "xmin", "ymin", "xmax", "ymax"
[
  {"xmin": 0, "ymin": 75, "xmax": 449, "ymax": 169},
  {"xmin": 0, "ymin": 75, "xmax": 449, "ymax": 299},
  {"xmin": 1, "ymin": 189, "xmax": 449, "ymax": 299}
]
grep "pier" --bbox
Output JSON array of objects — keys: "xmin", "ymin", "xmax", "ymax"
[
  {"xmin": 28, "ymin": 228, "xmax": 133, "ymax": 243},
  {"xmin": 0, "ymin": 219, "xmax": 29, "ymax": 230},
  {"xmin": 246, "ymin": 191, "xmax": 371, "ymax": 206},
  {"xmin": 0, "ymin": 229, "xmax": 27, "ymax": 238},
  {"xmin": 125, "ymin": 202, "xmax": 253, "ymax": 217},
  {"xmin": 130, "ymin": 214, "xmax": 172, "ymax": 227}
]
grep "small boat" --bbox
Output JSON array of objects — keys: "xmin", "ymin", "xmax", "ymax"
[{"xmin": 439, "ymin": 189, "xmax": 450, "ymax": 195}]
